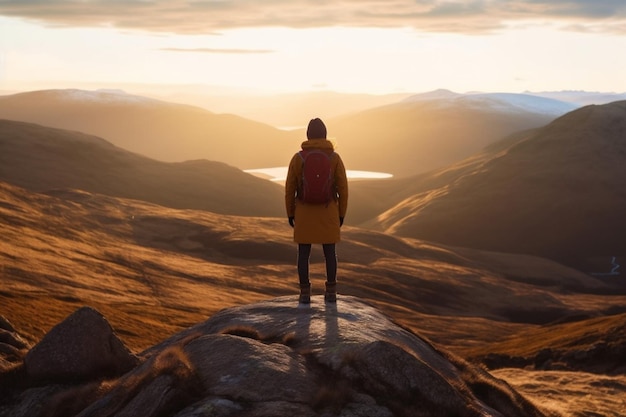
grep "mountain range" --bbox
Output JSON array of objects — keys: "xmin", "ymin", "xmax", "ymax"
[
  {"xmin": 362, "ymin": 100, "xmax": 626, "ymax": 271},
  {"xmin": 0, "ymin": 88, "xmax": 587, "ymax": 177},
  {"xmin": 0, "ymin": 89, "xmax": 299, "ymax": 169},
  {"xmin": 134, "ymin": 84, "xmax": 626, "ymax": 127}
]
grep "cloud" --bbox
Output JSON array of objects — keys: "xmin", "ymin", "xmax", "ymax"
[
  {"xmin": 160, "ymin": 47, "xmax": 274, "ymax": 54},
  {"xmin": 1, "ymin": 0, "xmax": 625, "ymax": 35}
]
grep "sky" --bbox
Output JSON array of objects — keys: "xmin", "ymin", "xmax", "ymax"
[{"xmin": 1, "ymin": 0, "xmax": 626, "ymax": 95}]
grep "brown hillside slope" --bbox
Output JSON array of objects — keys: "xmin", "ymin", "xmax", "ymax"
[
  {"xmin": 0, "ymin": 119, "xmax": 284, "ymax": 217},
  {"xmin": 0, "ymin": 89, "xmax": 299, "ymax": 168},
  {"xmin": 2, "ymin": 181, "xmax": 624, "ymax": 354},
  {"xmin": 372, "ymin": 101, "xmax": 626, "ymax": 270},
  {"xmin": 348, "ymin": 129, "xmax": 536, "ymax": 225}
]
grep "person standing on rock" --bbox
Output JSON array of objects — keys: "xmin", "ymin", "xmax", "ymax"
[{"xmin": 285, "ymin": 118, "xmax": 348, "ymax": 304}]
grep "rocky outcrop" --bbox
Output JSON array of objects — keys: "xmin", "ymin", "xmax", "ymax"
[
  {"xmin": 0, "ymin": 297, "xmax": 552, "ymax": 417},
  {"xmin": 0, "ymin": 315, "xmax": 30, "ymax": 371}
]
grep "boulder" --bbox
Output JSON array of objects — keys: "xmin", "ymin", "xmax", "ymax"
[{"xmin": 23, "ymin": 306, "xmax": 138, "ymax": 382}]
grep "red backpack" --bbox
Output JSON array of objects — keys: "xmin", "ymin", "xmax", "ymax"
[{"xmin": 298, "ymin": 149, "xmax": 335, "ymax": 204}]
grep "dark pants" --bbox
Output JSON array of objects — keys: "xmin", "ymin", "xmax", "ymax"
[{"xmin": 297, "ymin": 243, "xmax": 337, "ymax": 286}]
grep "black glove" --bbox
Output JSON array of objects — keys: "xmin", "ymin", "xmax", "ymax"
[
  {"xmin": 339, "ymin": 217, "xmax": 344, "ymax": 227},
  {"xmin": 288, "ymin": 217, "xmax": 295, "ymax": 228}
]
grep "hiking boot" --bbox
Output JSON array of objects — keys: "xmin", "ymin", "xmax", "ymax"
[
  {"xmin": 324, "ymin": 281, "xmax": 337, "ymax": 303},
  {"xmin": 299, "ymin": 283, "xmax": 311, "ymax": 304}
]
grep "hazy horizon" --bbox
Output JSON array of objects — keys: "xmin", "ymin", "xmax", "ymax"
[{"xmin": 2, "ymin": 1, "xmax": 626, "ymax": 97}]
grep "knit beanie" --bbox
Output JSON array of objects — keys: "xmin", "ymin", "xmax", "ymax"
[{"xmin": 306, "ymin": 118, "xmax": 327, "ymax": 139}]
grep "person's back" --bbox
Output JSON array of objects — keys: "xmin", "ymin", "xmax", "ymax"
[{"xmin": 285, "ymin": 118, "xmax": 348, "ymax": 304}]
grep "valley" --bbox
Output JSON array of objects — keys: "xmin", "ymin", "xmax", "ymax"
[{"xmin": 2, "ymin": 89, "xmax": 626, "ymax": 416}]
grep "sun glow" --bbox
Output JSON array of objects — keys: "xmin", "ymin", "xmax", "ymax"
[{"xmin": 3, "ymin": 15, "xmax": 625, "ymax": 95}]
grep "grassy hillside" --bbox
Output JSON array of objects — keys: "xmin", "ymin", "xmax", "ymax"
[
  {"xmin": 366, "ymin": 101, "xmax": 626, "ymax": 270},
  {"xmin": 2, "ymin": 180, "xmax": 624, "ymax": 354},
  {"xmin": 0, "ymin": 119, "xmax": 284, "ymax": 217}
]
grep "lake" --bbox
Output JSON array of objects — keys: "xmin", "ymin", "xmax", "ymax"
[{"xmin": 245, "ymin": 167, "xmax": 393, "ymax": 183}]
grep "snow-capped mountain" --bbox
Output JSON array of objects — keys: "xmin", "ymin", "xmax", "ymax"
[
  {"xmin": 455, "ymin": 93, "xmax": 578, "ymax": 116},
  {"xmin": 527, "ymin": 90, "xmax": 626, "ymax": 106},
  {"xmin": 404, "ymin": 90, "xmax": 578, "ymax": 116},
  {"xmin": 10, "ymin": 88, "xmax": 166, "ymax": 106}
]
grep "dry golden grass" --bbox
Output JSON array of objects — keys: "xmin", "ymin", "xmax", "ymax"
[
  {"xmin": 2, "ymin": 179, "xmax": 625, "ymax": 351},
  {"xmin": 2, "ymin": 180, "xmax": 626, "ymax": 415},
  {"xmin": 493, "ymin": 369, "xmax": 626, "ymax": 417},
  {"xmin": 467, "ymin": 313, "xmax": 626, "ymax": 358}
]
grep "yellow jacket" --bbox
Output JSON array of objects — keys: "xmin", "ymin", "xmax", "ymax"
[{"xmin": 285, "ymin": 139, "xmax": 348, "ymax": 244}]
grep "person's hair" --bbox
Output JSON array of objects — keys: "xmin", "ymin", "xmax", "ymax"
[{"xmin": 306, "ymin": 118, "xmax": 327, "ymax": 139}]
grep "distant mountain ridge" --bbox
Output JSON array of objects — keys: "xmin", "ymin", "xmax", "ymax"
[
  {"xmin": 0, "ymin": 119, "xmax": 284, "ymax": 217},
  {"xmin": 403, "ymin": 90, "xmax": 578, "ymax": 116},
  {"xmin": 528, "ymin": 90, "xmax": 626, "ymax": 106},
  {"xmin": 406, "ymin": 88, "xmax": 626, "ymax": 107},
  {"xmin": 49, "ymin": 88, "xmax": 162, "ymax": 105},
  {"xmin": 0, "ymin": 89, "xmax": 300, "ymax": 169}
]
